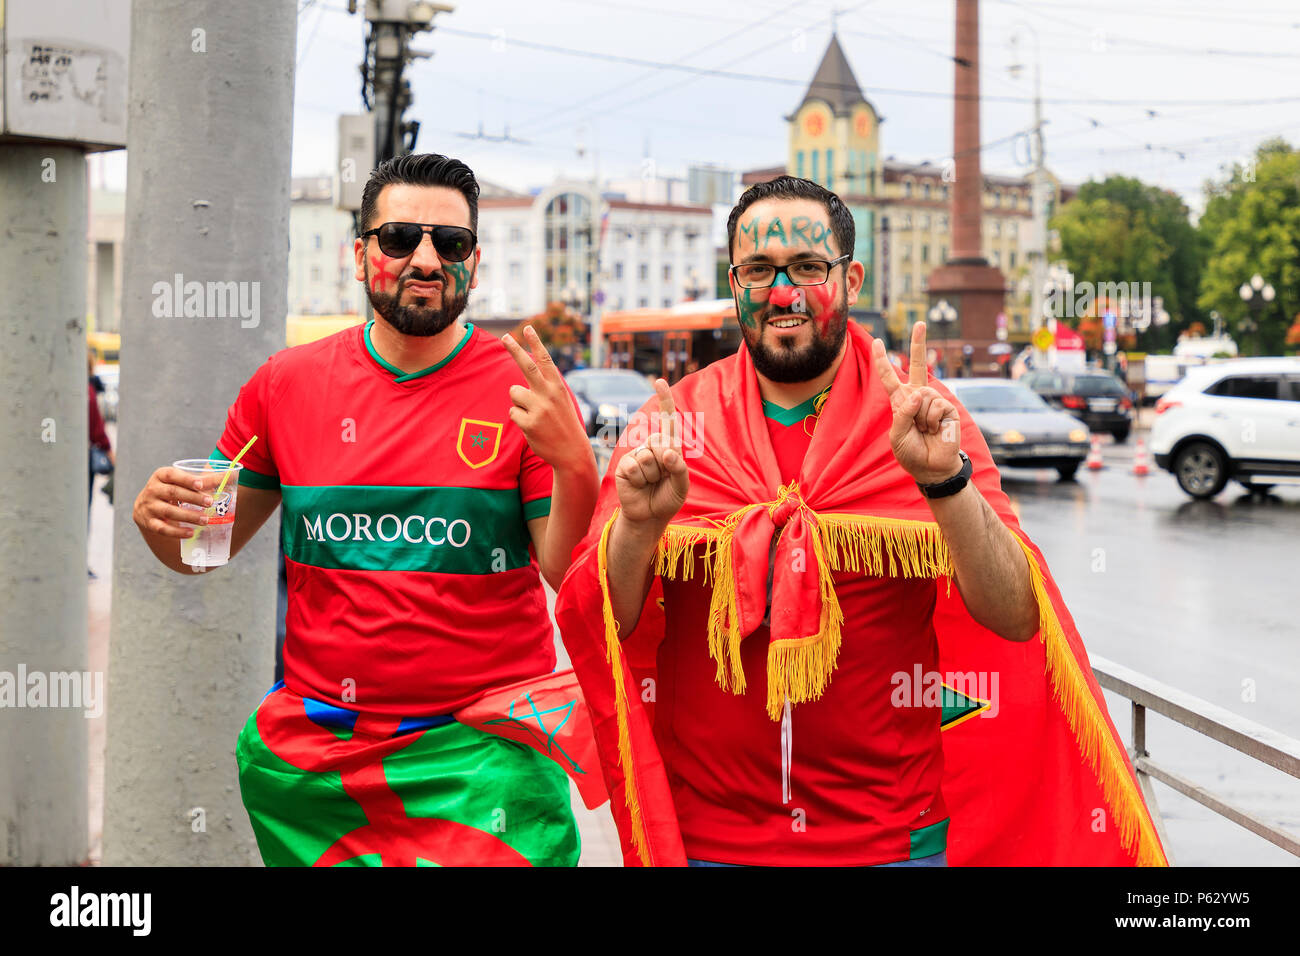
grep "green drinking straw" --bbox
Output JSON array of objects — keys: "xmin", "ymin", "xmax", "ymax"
[{"xmin": 187, "ymin": 435, "xmax": 259, "ymax": 542}]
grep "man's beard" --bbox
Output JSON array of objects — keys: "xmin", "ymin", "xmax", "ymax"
[
  {"xmin": 366, "ymin": 267, "xmax": 470, "ymax": 337},
  {"xmin": 741, "ymin": 289, "xmax": 850, "ymax": 383}
]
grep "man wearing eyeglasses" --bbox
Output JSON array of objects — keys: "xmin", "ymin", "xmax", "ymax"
[
  {"xmin": 132, "ymin": 153, "xmax": 599, "ymax": 866},
  {"xmin": 553, "ymin": 176, "xmax": 1168, "ymax": 868}
]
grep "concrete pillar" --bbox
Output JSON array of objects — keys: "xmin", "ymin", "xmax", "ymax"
[
  {"xmin": 0, "ymin": 145, "xmax": 91, "ymax": 865},
  {"xmin": 104, "ymin": 0, "xmax": 296, "ymax": 865}
]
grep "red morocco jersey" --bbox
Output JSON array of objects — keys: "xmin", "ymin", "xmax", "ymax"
[{"xmin": 214, "ymin": 321, "xmax": 555, "ymax": 716}]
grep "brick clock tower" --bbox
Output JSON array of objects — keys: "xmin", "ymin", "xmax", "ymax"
[{"xmin": 925, "ymin": 0, "xmax": 1006, "ymax": 376}]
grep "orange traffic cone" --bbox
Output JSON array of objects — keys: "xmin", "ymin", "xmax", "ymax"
[
  {"xmin": 1132, "ymin": 437, "xmax": 1150, "ymax": 476},
  {"xmin": 1087, "ymin": 434, "xmax": 1104, "ymax": 470}
]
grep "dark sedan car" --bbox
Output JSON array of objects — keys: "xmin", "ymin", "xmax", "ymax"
[
  {"xmin": 1019, "ymin": 369, "xmax": 1133, "ymax": 442},
  {"xmin": 563, "ymin": 369, "xmax": 657, "ymax": 440},
  {"xmin": 944, "ymin": 378, "xmax": 1093, "ymax": 480}
]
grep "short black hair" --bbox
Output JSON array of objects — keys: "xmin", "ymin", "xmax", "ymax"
[
  {"xmin": 726, "ymin": 175, "xmax": 855, "ymax": 262},
  {"xmin": 358, "ymin": 153, "xmax": 481, "ymax": 234}
]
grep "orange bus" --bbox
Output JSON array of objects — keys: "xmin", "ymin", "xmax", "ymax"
[{"xmin": 601, "ymin": 299, "xmax": 744, "ymax": 384}]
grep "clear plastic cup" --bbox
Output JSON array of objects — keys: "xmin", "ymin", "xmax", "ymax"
[{"xmin": 172, "ymin": 458, "xmax": 243, "ymax": 570}]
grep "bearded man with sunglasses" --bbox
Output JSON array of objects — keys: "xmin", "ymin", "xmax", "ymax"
[
  {"xmin": 555, "ymin": 176, "xmax": 1168, "ymax": 868},
  {"xmin": 132, "ymin": 153, "xmax": 599, "ymax": 866}
]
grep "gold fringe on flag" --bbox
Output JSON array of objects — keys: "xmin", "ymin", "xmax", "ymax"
[
  {"xmin": 765, "ymin": 515, "xmax": 844, "ymax": 719},
  {"xmin": 653, "ymin": 491, "xmax": 958, "ymax": 720},
  {"xmin": 1014, "ymin": 535, "xmax": 1168, "ymax": 867},
  {"xmin": 595, "ymin": 509, "xmax": 651, "ymax": 866}
]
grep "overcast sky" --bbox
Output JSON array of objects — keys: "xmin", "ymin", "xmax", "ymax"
[{"xmin": 96, "ymin": 0, "xmax": 1300, "ymax": 215}]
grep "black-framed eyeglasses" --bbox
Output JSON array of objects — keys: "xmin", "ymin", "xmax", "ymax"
[
  {"xmin": 360, "ymin": 222, "xmax": 477, "ymax": 261},
  {"xmin": 729, "ymin": 254, "xmax": 851, "ymax": 289}
]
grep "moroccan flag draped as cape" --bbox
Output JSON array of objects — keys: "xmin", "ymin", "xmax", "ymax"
[{"xmin": 554, "ymin": 321, "xmax": 1168, "ymax": 867}]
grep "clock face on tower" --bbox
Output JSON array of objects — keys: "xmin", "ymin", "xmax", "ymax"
[{"xmin": 804, "ymin": 112, "xmax": 826, "ymax": 137}]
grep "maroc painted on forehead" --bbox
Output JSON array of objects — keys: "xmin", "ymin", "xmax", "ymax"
[{"xmin": 735, "ymin": 216, "xmax": 835, "ymax": 257}]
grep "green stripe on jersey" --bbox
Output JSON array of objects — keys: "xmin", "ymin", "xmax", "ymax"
[
  {"xmin": 281, "ymin": 484, "xmax": 533, "ymax": 574},
  {"xmin": 909, "ymin": 817, "xmax": 949, "ymax": 859},
  {"xmin": 211, "ymin": 446, "xmax": 281, "ymax": 489},
  {"xmin": 523, "ymin": 496, "xmax": 552, "ymax": 521}
]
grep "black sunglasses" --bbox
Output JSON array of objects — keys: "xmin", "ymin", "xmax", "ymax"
[{"xmin": 360, "ymin": 222, "xmax": 477, "ymax": 261}]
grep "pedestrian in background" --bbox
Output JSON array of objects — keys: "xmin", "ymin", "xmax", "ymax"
[{"xmin": 88, "ymin": 350, "xmax": 115, "ymax": 578}]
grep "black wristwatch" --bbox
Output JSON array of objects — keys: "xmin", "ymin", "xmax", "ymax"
[{"xmin": 916, "ymin": 450, "xmax": 972, "ymax": 499}]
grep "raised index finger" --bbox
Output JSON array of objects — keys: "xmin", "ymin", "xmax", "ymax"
[
  {"xmin": 653, "ymin": 378, "xmax": 679, "ymax": 449},
  {"xmin": 909, "ymin": 320, "xmax": 928, "ymax": 387},
  {"xmin": 501, "ymin": 331, "xmax": 545, "ymax": 388}
]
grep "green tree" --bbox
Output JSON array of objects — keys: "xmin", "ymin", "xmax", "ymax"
[
  {"xmin": 1198, "ymin": 138, "xmax": 1300, "ymax": 355},
  {"xmin": 1050, "ymin": 175, "xmax": 1204, "ymax": 351}
]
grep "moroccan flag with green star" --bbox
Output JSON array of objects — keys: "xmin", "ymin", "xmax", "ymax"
[
  {"xmin": 236, "ymin": 683, "xmax": 581, "ymax": 866},
  {"xmin": 455, "ymin": 669, "xmax": 608, "ymax": 810}
]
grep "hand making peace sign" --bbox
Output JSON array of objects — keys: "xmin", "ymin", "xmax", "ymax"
[
  {"xmin": 871, "ymin": 320, "xmax": 965, "ymax": 486},
  {"xmin": 614, "ymin": 378, "xmax": 690, "ymax": 527},
  {"xmin": 501, "ymin": 325, "xmax": 593, "ymax": 472}
]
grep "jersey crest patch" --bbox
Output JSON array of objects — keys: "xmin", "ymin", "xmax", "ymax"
[{"xmin": 456, "ymin": 418, "xmax": 503, "ymax": 469}]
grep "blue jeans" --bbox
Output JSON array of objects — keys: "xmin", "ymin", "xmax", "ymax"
[{"xmin": 688, "ymin": 851, "xmax": 947, "ymax": 867}]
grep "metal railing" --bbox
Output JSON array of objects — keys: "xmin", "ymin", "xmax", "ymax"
[{"xmin": 1091, "ymin": 654, "xmax": 1300, "ymax": 864}]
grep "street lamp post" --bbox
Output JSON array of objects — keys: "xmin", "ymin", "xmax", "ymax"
[
  {"xmin": 562, "ymin": 280, "xmax": 583, "ymax": 314},
  {"xmin": 1038, "ymin": 265, "xmax": 1070, "ymax": 369},
  {"xmin": 928, "ymin": 299, "xmax": 958, "ymax": 377},
  {"xmin": 559, "ymin": 276, "xmax": 580, "ymax": 331},
  {"xmin": 685, "ymin": 268, "xmax": 706, "ymax": 302},
  {"xmin": 1133, "ymin": 294, "xmax": 1169, "ymax": 350},
  {"xmin": 1008, "ymin": 23, "xmax": 1048, "ymax": 349},
  {"xmin": 1238, "ymin": 273, "xmax": 1274, "ymax": 357}
]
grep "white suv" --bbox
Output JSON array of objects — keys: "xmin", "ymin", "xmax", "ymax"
[{"xmin": 1150, "ymin": 357, "xmax": 1300, "ymax": 499}]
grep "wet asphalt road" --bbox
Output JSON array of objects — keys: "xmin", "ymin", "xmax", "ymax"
[{"xmin": 999, "ymin": 434, "xmax": 1299, "ymax": 866}]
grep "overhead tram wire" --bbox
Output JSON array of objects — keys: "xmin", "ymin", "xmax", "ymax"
[
  {"xmin": 431, "ymin": 27, "xmax": 1300, "ymax": 109},
  {"xmin": 572, "ymin": 0, "xmax": 880, "ymax": 122},
  {"xmin": 998, "ymin": 0, "xmax": 1300, "ymax": 28},
  {"xmin": 446, "ymin": 5, "xmax": 875, "ymax": 178},
  {"xmin": 824, "ymin": 11, "xmax": 1300, "ymax": 170},
  {"xmin": 992, "ymin": 0, "xmax": 1300, "ymax": 60},
  {"xmin": 835, "ymin": 18, "xmax": 1215, "ymax": 171},
  {"xmin": 423, "ymin": 2, "xmax": 834, "ymax": 173},
  {"xmin": 1047, "ymin": 121, "xmax": 1300, "ymax": 161},
  {"xmin": 484, "ymin": 0, "xmax": 819, "ymax": 142}
]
